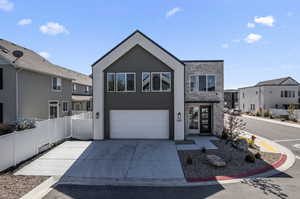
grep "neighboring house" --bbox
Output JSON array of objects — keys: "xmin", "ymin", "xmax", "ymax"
[
  {"xmin": 92, "ymin": 30, "xmax": 224, "ymax": 140},
  {"xmin": 239, "ymin": 77, "xmax": 300, "ymax": 113},
  {"xmin": 70, "ymin": 72, "xmax": 92, "ymax": 112},
  {"xmin": 224, "ymin": 89, "xmax": 239, "ymax": 109},
  {"xmin": 0, "ymin": 39, "xmax": 88, "ymax": 123}
]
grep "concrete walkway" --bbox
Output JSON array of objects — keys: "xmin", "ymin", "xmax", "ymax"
[{"xmin": 15, "ymin": 140, "xmax": 185, "ymax": 182}]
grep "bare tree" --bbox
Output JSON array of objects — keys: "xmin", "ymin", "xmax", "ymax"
[
  {"xmin": 287, "ymin": 104, "xmax": 296, "ymax": 120},
  {"xmin": 224, "ymin": 115, "xmax": 247, "ymax": 142}
]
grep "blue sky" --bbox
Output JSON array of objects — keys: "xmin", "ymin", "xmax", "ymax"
[{"xmin": 0, "ymin": 0, "xmax": 299, "ymax": 89}]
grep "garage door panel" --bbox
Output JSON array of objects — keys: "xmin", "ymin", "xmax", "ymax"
[{"xmin": 110, "ymin": 110, "xmax": 169, "ymax": 139}]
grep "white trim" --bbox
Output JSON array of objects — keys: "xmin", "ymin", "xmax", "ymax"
[
  {"xmin": 48, "ymin": 100, "xmax": 59, "ymax": 119},
  {"xmin": 92, "ymin": 31, "xmax": 185, "ymax": 140},
  {"xmin": 111, "ymin": 72, "xmax": 136, "ymax": 92},
  {"xmin": 51, "ymin": 77, "xmax": 62, "ymax": 92}
]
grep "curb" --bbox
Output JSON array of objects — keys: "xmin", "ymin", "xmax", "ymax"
[{"xmin": 187, "ymin": 154, "xmax": 287, "ymax": 183}]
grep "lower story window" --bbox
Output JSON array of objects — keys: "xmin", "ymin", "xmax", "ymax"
[
  {"xmin": 188, "ymin": 107, "xmax": 199, "ymax": 129},
  {"xmin": 49, "ymin": 101, "xmax": 59, "ymax": 119},
  {"xmin": 62, "ymin": 102, "xmax": 68, "ymax": 112}
]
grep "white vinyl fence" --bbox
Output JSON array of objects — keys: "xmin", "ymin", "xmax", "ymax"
[
  {"xmin": 270, "ymin": 109, "xmax": 300, "ymax": 121},
  {"xmin": 0, "ymin": 114, "xmax": 93, "ymax": 172},
  {"xmin": 71, "ymin": 112, "xmax": 93, "ymax": 140}
]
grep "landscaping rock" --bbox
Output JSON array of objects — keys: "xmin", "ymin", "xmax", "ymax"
[{"xmin": 206, "ymin": 154, "xmax": 226, "ymax": 167}]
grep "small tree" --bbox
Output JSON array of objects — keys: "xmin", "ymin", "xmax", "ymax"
[
  {"xmin": 287, "ymin": 104, "xmax": 296, "ymax": 120},
  {"xmin": 225, "ymin": 115, "xmax": 247, "ymax": 142}
]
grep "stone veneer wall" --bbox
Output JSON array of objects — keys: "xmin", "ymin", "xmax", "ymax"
[{"xmin": 184, "ymin": 61, "xmax": 224, "ymax": 136}]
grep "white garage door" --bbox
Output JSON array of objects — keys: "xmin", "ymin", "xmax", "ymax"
[{"xmin": 110, "ymin": 110, "xmax": 169, "ymax": 139}]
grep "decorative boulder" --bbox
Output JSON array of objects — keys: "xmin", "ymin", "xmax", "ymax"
[{"xmin": 206, "ymin": 155, "xmax": 226, "ymax": 167}]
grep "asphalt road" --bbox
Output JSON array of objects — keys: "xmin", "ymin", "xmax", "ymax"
[{"xmin": 44, "ymin": 117, "xmax": 300, "ymax": 199}]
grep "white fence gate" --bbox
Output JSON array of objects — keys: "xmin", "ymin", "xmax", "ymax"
[{"xmin": 0, "ymin": 113, "xmax": 93, "ymax": 172}]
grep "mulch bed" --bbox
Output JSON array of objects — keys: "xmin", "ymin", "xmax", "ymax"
[
  {"xmin": 0, "ymin": 171, "xmax": 49, "ymax": 199},
  {"xmin": 177, "ymin": 139, "xmax": 281, "ymax": 180}
]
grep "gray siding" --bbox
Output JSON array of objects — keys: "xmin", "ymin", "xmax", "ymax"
[
  {"xmin": 0, "ymin": 61, "xmax": 17, "ymax": 123},
  {"xmin": 103, "ymin": 45, "xmax": 174, "ymax": 139},
  {"xmin": 18, "ymin": 70, "xmax": 72, "ymax": 120}
]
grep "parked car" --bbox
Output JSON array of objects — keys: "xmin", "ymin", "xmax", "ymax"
[{"xmin": 229, "ymin": 109, "xmax": 241, "ymax": 116}]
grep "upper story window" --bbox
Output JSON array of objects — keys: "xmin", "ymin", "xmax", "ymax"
[
  {"xmin": 0, "ymin": 68, "xmax": 3, "ymax": 90},
  {"xmin": 73, "ymin": 84, "xmax": 77, "ymax": 92},
  {"xmin": 52, "ymin": 77, "xmax": 62, "ymax": 91},
  {"xmin": 107, "ymin": 72, "xmax": 136, "ymax": 92},
  {"xmin": 142, "ymin": 72, "xmax": 171, "ymax": 92},
  {"xmin": 190, "ymin": 75, "xmax": 216, "ymax": 92},
  {"xmin": 85, "ymin": 86, "xmax": 90, "ymax": 93},
  {"xmin": 281, "ymin": 90, "xmax": 296, "ymax": 98}
]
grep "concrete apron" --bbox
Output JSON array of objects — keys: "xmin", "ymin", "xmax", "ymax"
[{"xmin": 15, "ymin": 140, "xmax": 185, "ymax": 184}]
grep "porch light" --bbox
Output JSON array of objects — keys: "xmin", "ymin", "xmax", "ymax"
[{"xmin": 177, "ymin": 112, "xmax": 182, "ymax": 121}]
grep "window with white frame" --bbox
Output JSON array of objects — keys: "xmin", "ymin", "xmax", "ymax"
[
  {"xmin": 62, "ymin": 101, "xmax": 68, "ymax": 112},
  {"xmin": 142, "ymin": 72, "xmax": 151, "ymax": 92},
  {"xmin": 52, "ymin": 77, "xmax": 62, "ymax": 91},
  {"xmin": 151, "ymin": 72, "xmax": 171, "ymax": 92},
  {"xmin": 107, "ymin": 72, "xmax": 136, "ymax": 92},
  {"xmin": 73, "ymin": 84, "xmax": 77, "ymax": 92},
  {"xmin": 85, "ymin": 86, "xmax": 90, "ymax": 93},
  {"xmin": 189, "ymin": 75, "xmax": 216, "ymax": 92}
]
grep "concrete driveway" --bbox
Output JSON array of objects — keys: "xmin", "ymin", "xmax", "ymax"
[{"xmin": 15, "ymin": 140, "xmax": 184, "ymax": 182}]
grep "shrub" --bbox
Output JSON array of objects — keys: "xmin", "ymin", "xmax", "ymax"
[
  {"xmin": 10, "ymin": 119, "xmax": 36, "ymax": 131},
  {"xmin": 263, "ymin": 110, "xmax": 270, "ymax": 118},
  {"xmin": 245, "ymin": 153, "xmax": 256, "ymax": 163},
  {"xmin": 256, "ymin": 111, "xmax": 262, "ymax": 117},
  {"xmin": 255, "ymin": 152, "xmax": 262, "ymax": 159},
  {"xmin": 224, "ymin": 115, "xmax": 247, "ymax": 142},
  {"xmin": 221, "ymin": 130, "xmax": 229, "ymax": 140},
  {"xmin": 0, "ymin": 124, "xmax": 15, "ymax": 135}
]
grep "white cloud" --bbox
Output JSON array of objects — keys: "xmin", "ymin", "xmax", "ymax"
[
  {"xmin": 287, "ymin": 12, "xmax": 293, "ymax": 17},
  {"xmin": 280, "ymin": 65, "xmax": 299, "ymax": 70},
  {"xmin": 17, "ymin": 18, "xmax": 32, "ymax": 26},
  {"xmin": 247, "ymin": 23, "xmax": 255, "ymax": 28},
  {"xmin": 232, "ymin": 39, "xmax": 240, "ymax": 43},
  {"xmin": 221, "ymin": 44, "xmax": 229, "ymax": 49},
  {"xmin": 244, "ymin": 33, "xmax": 262, "ymax": 44},
  {"xmin": 38, "ymin": 52, "xmax": 51, "ymax": 59},
  {"xmin": 166, "ymin": 7, "xmax": 182, "ymax": 18},
  {"xmin": 254, "ymin": 16, "xmax": 275, "ymax": 27},
  {"xmin": 0, "ymin": 0, "xmax": 14, "ymax": 11},
  {"xmin": 40, "ymin": 22, "xmax": 69, "ymax": 35}
]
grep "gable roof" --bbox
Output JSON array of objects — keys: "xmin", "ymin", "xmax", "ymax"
[
  {"xmin": 92, "ymin": 30, "xmax": 185, "ymax": 67},
  {"xmin": 0, "ymin": 39, "xmax": 91, "ymax": 85},
  {"xmin": 255, "ymin": 77, "xmax": 299, "ymax": 86}
]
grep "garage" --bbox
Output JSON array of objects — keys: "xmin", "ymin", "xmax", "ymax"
[{"xmin": 110, "ymin": 110, "xmax": 169, "ymax": 139}]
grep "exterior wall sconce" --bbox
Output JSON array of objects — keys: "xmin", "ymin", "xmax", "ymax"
[{"xmin": 177, "ymin": 112, "xmax": 182, "ymax": 121}]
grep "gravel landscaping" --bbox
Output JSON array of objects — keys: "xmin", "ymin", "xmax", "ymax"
[
  {"xmin": 178, "ymin": 139, "xmax": 281, "ymax": 180},
  {"xmin": 0, "ymin": 171, "xmax": 48, "ymax": 199}
]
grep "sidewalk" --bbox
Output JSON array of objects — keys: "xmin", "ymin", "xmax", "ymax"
[{"xmin": 242, "ymin": 115, "xmax": 300, "ymax": 129}]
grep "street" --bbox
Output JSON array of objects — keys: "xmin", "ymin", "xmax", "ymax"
[{"xmin": 44, "ymin": 117, "xmax": 300, "ymax": 199}]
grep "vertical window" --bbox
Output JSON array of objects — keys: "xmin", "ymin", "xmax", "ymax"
[
  {"xmin": 292, "ymin": 91, "xmax": 295, "ymax": 98},
  {"xmin": 188, "ymin": 107, "xmax": 199, "ymax": 130},
  {"xmin": 52, "ymin": 77, "xmax": 62, "ymax": 91},
  {"xmin": 62, "ymin": 102, "xmax": 68, "ymax": 112},
  {"xmin": 161, "ymin": 72, "xmax": 171, "ymax": 91},
  {"xmin": 198, "ymin": 75, "xmax": 207, "ymax": 91},
  {"xmin": 281, "ymin": 91, "xmax": 284, "ymax": 98},
  {"xmin": 73, "ymin": 84, "xmax": 77, "ymax": 92},
  {"xmin": 151, "ymin": 73, "xmax": 161, "ymax": 91},
  {"xmin": 85, "ymin": 86, "xmax": 90, "ymax": 93},
  {"xmin": 142, "ymin": 72, "xmax": 151, "ymax": 92},
  {"xmin": 190, "ymin": 76, "xmax": 197, "ymax": 92},
  {"xmin": 87, "ymin": 101, "xmax": 91, "ymax": 111},
  {"xmin": 126, "ymin": 73, "xmax": 135, "ymax": 91},
  {"xmin": 107, "ymin": 73, "xmax": 115, "ymax": 92},
  {"xmin": 207, "ymin": 75, "xmax": 215, "ymax": 91},
  {"xmin": 285, "ymin": 91, "xmax": 288, "ymax": 98},
  {"xmin": 116, "ymin": 73, "xmax": 126, "ymax": 91},
  {"xmin": 49, "ymin": 101, "xmax": 59, "ymax": 119},
  {"xmin": 0, "ymin": 68, "xmax": 3, "ymax": 90}
]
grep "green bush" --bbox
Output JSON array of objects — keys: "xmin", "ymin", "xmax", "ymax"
[
  {"xmin": 255, "ymin": 152, "xmax": 262, "ymax": 159},
  {"xmin": 256, "ymin": 111, "xmax": 261, "ymax": 117},
  {"xmin": 263, "ymin": 110, "xmax": 270, "ymax": 118},
  {"xmin": 245, "ymin": 153, "xmax": 256, "ymax": 163}
]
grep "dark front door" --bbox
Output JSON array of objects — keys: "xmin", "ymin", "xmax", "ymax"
[{"xmin": 199, "ymin": 105, "xmax": 211, "ymax": 134}]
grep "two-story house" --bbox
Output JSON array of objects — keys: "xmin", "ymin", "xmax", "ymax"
[
  {"xmin": 0, "ymin": 39, "xmax": 89, "ymax": 123},
  {"xmin": 92, "ymin": 30, "xmax": 224, "ymax": 140},
  {"xmin": 239, "ymin": 77, "xmax": 300, "ymax": 113}
]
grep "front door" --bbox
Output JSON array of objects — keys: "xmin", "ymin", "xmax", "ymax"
[{"xmin": 199, "ymin": 105, "xmax": 211, "ymax": 134}]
